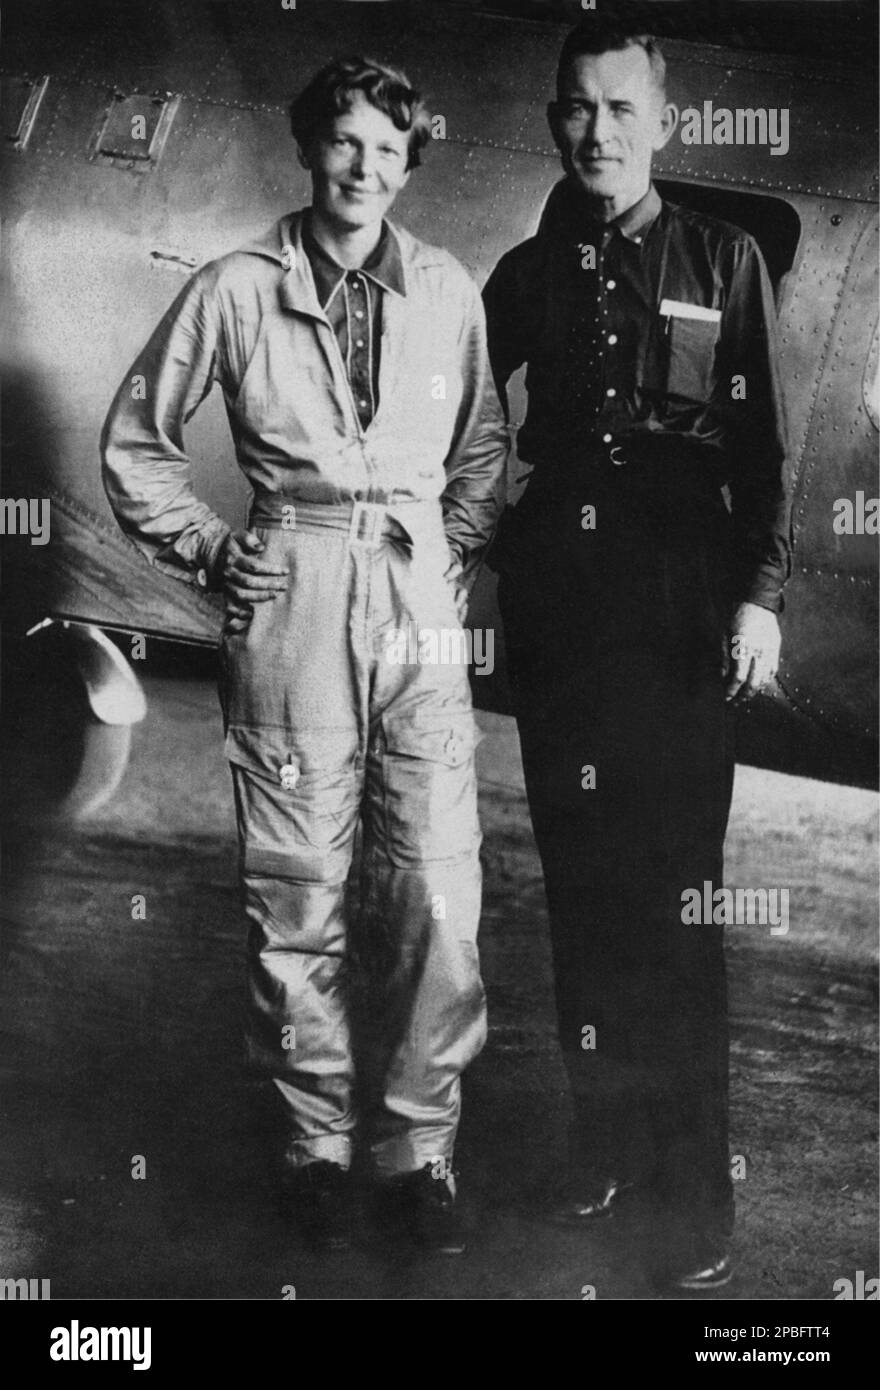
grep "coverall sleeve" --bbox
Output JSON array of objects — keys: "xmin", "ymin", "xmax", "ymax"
[
  {"xmin": 717, "ymin": 235, "xmax": 792, "ymax": 614},
  {"xmin": 440, "ymin": 272, "xmax": 510, "ymax": 588},
  {"xmin": 100, "ymin": 264, "xmax": 233, "ymax": 587}
]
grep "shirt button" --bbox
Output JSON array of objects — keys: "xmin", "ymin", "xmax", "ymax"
[
  {"xmin": 280, "ymin": 762, "xmax": 299, "ymax": 790},
  {"xmin": 196, "ymin": 568, "xmax": 208, "ymax": 588},
  {"xmin": 606, "ymin": 279, "xmax": 617, "ymax": 290},
  {"xmin": 354, "ymin": 310, "xmax": 365, "ymax": 320},
  {"xmin": 602, "ymin": 433, "xmax": 613, "ymax": 444},
  {"xmin": 356, "ymin": 339, "xmax": 365, "ymax": 348},
  {"xmin": 359, "ymin": 399, "xmax": 368, "ymax": 408},
  {"xmin": 607, "ymin": 334, "xmax": 618, "ymax": 345},
  {"xmin": 606, "ymin": 388, "xmax": 616, "ymax": 398}
]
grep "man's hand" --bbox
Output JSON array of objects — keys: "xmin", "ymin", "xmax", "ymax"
[
  {"xmin": 217, "ymin": 529, "xmax": 289, "ymax": 634},
  {"xmin": 723, "ymin": 601, "xmax": 781, "ymax": 702}
]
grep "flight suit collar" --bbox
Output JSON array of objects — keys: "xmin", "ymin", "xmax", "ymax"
[
  {"xmin": 301, "ymin": 212, "xmax": 406, "ymax": 308},
  {"xmin": 240, "ymin": 210, "xmax": 409, "ymax": 318}
]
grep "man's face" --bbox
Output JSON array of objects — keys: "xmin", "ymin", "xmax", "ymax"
[
  {"xmin": 301, "ymin": 92, "xmax": 411, "ymax": 233},
  {"xmin": 550, "ymin": 47, "xmax": 677, "ymax": 210}
]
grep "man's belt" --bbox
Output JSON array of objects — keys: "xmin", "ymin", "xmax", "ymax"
[
  {"xmin": 248, "ymin": 495, "xmax": 447, "ymax": 553},
  {"xmin": 513, "ymin": 441, "xmax": 730, "ymax": 519}
]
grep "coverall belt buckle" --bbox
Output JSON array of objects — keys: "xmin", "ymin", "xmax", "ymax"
[{"xmin": 349, "ymin": 500, "xmax": 387, "ymax": 549}]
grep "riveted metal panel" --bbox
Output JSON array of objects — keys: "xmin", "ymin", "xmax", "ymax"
[
  {"xmin": 186, "ymin": 11, "xmax": 880, "ymax": 205},
  {"xmin": 189, "ymin": 0, "xmax": 562, "ymax": 153},
  {"xmin": 0, "ymin": 0, "xmax": 231, "ymax": 99},
  {"xmin": 398, "ymin": 140, "xmax": 558, "ymax": 278},
  {"xmin": 794, "ymin": 213, "xmax": 879, "ymax": 571},
  {"xmin": 784, "ymin": 211, "xmax": 873, "ymax": 569},
  {"xmin": 775, "ymin": 200, "xmax": 868, "ymax": 488},
  {"xmin": 0, "ymin": 0, "xmax": 97, "ymax": 83},
  {"xmin": 777, "ymin": 573, "xmax": 878, "ymax": 744},
  {"xmin": 377, "ymin": 16, "xmax": 560, "ymax": 155},
  {"xmin": 4, "ymin": 4, "xmax": 875, "ymax": 198},
  {"xmin": 774, "ymin": 210, "xmax": 879, "ymax": 741},
  {"xmin": 449, "ymin": 0, "xmax": 878, "ymax": 71},
  {"xmin": 3, "ymin": 83, "xmax": 248, "ymax": 533},
  {"xmin": 654, "ymin": 44, "xmax": 877, "ymax": 203},
  {"xmin": 152, "ymin": 100, "xmax": 303, "ymax": 253},
  {"xmin": 864, "ymin": 322, "xmax": 879, "ymax": 431}
]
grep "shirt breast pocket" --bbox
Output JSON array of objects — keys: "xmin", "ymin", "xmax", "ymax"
[{"xmin": 663, "ymin": 313, "xmax": 721, "ymax": 404}]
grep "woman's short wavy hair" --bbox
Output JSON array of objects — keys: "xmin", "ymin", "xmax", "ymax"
[{"xmin": 289, "ymin": 57, "xmax": 432, "ymax": 170}]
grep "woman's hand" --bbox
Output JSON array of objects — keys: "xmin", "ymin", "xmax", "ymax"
[{"xmin": 217, "ymin": 529, "xmax": 289, "ymax": 634}]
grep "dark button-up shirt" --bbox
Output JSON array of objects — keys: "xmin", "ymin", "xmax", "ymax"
[
  {"xmin": 302, "ymin": 216, "xmax": 404, "ymax": 429},
  {"xmin": 483, "ymin": 180, "xmax": 792, "ymax": 611}
]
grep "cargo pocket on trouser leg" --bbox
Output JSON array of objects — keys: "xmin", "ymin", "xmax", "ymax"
[
  {"xmin": 226, "ymin": 723, "xmax": 362, "ymax": 1153},
  {"xmin": 364, "ymin": 708, "xmax": 487, "ymax": 1175},
  {"xmin": 379, "ymin": 708, "xmax": 481, "ymax": 867}
]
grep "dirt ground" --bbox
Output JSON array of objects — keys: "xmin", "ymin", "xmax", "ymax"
[{"xmin": 0, "ymin": 666, "xmax": 877, "ymax": 1302}]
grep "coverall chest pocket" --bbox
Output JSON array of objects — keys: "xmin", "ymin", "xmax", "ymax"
[
  {"xmin": 381, "ymin": 711, "xmax": 480, "ymax": 868},
  {"xmin": 225, "ymin": 724, "xmax": 360, "ymax": 883},
  {"xmin": 663, "ymin": 313, "xmax": 720, "ymax": 404}
]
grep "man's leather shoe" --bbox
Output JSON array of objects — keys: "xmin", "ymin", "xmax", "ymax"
[
  {"xmin": 542, "ymin": 1174, "xmax": 634, "ymax": 1226},
  {"xmin": 280, "ymin": 1160, "xmax": 353, "ymax": 1252},
  {"xmin": 662, "ymin": 1237, "xmax": 733, "ymax": 1292}
]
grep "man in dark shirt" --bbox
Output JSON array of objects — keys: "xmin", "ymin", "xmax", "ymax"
[{"xmin": 483, "ymin": 22, "xmax": 791, "ymax": 1290}]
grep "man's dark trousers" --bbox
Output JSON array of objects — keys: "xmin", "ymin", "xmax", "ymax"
[{"xmin": 496, "ymin": 444, "xmax": 736, "ymax": 1238}]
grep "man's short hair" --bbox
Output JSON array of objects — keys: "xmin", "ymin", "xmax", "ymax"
[
  {"xmin": 556, "ymin": 20, "xmax": 667, "ymax": 99},
  {"xmin": 289, "ymin": 57, "xmax": 432, "ymax": 170}
]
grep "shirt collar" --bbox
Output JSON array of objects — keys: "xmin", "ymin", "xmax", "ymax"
[
  {"xmin": 301, "ymin": 212, "xmax": 406, "ymax": 307},
  {"xmin": 539, "ymin": 178, "xmax": 662, "ymax": 247},
  {"xmin": 610, "ymin": 184, "xmax": 662, "ymax": 244}
]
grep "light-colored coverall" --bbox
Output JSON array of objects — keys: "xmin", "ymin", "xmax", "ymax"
[{"xmin": 102, "ymin": 210, "xmax": 508, "ymax": 1175}]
